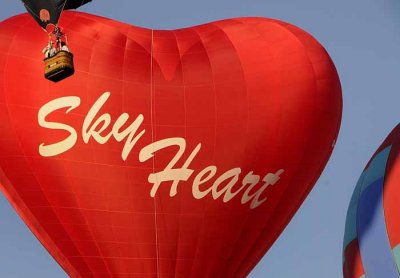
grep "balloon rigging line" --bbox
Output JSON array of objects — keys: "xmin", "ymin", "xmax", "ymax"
[
  {"xmin": 59, "ymin": 0, "xmax": 69, "ymax": 25},
  {"xmin": 150, "ymin": 28, "xmax": 161, "ymax": 278}
]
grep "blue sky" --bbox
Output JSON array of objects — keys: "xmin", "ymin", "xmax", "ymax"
[{"xmin": 1, "ymin": 0, "xmax": 400, "ymax": 277}]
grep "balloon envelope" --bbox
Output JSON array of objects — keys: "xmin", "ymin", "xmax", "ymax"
[
  {"xmin": 343, "ymin": 124, "xmax": 400, "ymax": 278},
  {"xmin": 0, "ymin": 12, "xmax": 342, "ymax": 277}
]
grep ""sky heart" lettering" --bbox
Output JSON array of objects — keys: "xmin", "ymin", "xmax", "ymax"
[{"xmin": 38, "ymin": 91, "xmax": 284, "ymax": 209}]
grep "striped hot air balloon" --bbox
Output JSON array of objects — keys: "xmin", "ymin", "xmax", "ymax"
[{"xmin": 343, "ymin": 124, "xmax": 400, "ymax": 278}]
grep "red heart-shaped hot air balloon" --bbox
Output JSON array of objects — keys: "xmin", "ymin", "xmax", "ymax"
[{"xmin": 0, "ymin": 12, "xmax": 342, "ymax": 277}]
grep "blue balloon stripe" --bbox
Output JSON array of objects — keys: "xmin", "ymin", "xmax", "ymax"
[
  {"xmin": 343, "ymin": 171, "xmax": 366, "ymax": 253},
  {"xmin": 360, "ymin": 147, "xmax": 391, "ymax": 193},
  {"xmin": 357, "ymin": 177, "xmax": 399, "ymax": 278}
]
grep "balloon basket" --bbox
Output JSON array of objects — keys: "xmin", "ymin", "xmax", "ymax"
[{"xmin": 44, "ymin": 50, "xmax": 74, "ymax": 82}]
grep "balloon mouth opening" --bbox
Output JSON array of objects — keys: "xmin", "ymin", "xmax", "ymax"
[{"xmin": 45, "ymin": 23, "xmax": 57, "ymax": 33}]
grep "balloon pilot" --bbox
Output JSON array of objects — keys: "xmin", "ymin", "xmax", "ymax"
[
  {"xmin": 42, "ymin": 41, "xmax": 54, "ymax": 59},
  {"xmin": 60, "ymin": 41, "xmax": 69, "ymax": 52}
]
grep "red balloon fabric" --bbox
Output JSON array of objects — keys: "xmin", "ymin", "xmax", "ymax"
[{"xmin": 0, "ymin": 12, "xmax": 342, "ymax": 277}]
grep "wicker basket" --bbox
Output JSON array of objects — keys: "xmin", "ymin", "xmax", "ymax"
[{"xmin": 44, "ymin": 50, "xmax": 74, "ymax": 82}]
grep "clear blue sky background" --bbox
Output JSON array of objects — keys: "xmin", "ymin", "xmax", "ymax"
[{"xmin": 1, "ymin": 1, "xmax": 400, "ymax": 277}]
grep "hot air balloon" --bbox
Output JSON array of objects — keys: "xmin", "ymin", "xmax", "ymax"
[
  {"xmin": 343, "ymin": 124, "xmax": 400, "ymax": 278},
  {"xmin": 20, "ymin": 0, "xmax": 92, "ymax": 82},
  {"xmin": 0, "ymin": 12, "xmax": 342, "ymax": 277}
]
